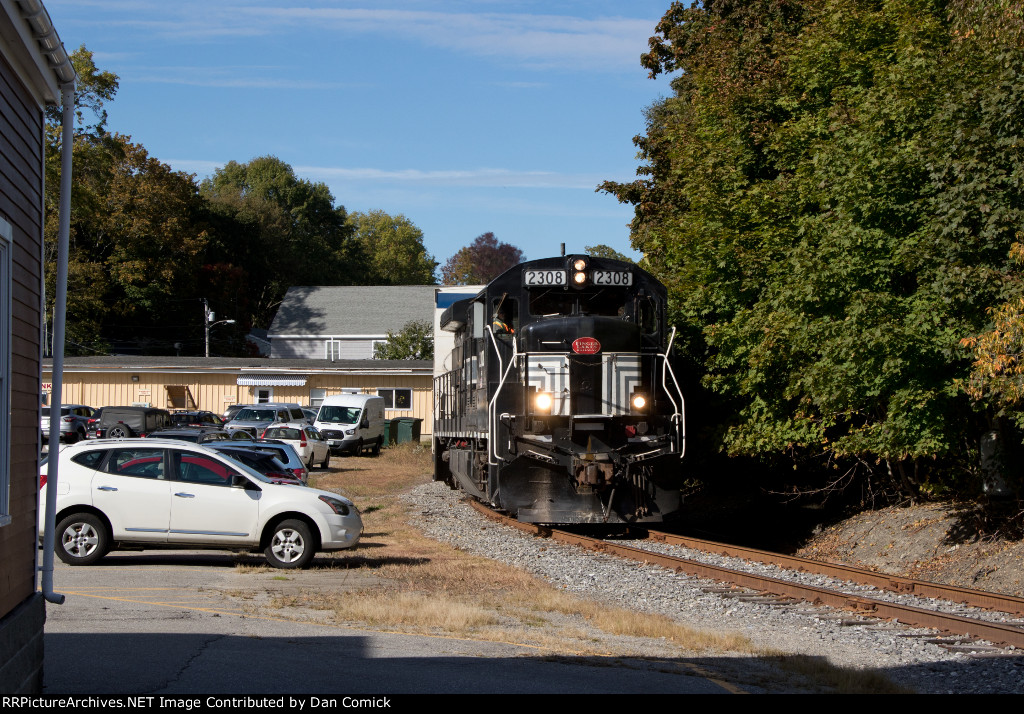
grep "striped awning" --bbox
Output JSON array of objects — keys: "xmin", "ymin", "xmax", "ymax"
[{"xmin": 237, "ymin": 374, "xmax": 308, "ymax": 387}]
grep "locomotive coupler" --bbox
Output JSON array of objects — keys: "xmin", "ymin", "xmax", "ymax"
[{"xmin": 572, "ymin": 452, "xmax": 614, "ymax": 489}]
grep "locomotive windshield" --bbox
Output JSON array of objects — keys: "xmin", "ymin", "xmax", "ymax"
[{"xmin": 528, "ymin": 286, "xmax": 628, "ymax": 318}]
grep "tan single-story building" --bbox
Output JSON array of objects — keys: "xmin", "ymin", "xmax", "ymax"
[{"xmin": 43, "ymin": 356, "xmax": 434, "ymax": 436}]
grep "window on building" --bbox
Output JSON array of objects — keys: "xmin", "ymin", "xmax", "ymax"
[
  {"xmin": 377, "ymin": 388, "xmax": 412, "ymax": 410},
  {"xmin": 309, "ymin": 388, "xmax": 326, "ymax": 407},
  {"xmin": 256, "ymin": 387, "xmax": 272, "ymax": 403}
]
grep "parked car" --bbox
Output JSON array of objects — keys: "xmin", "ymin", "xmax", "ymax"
[
  {"xmin": 95, "ymin": 407, "xmax": 172, "ymax": 439},
  {"xmin": 41, "ymin": 404, "xmax": 94, "ymax": 444},
  {"xmin": 222, "ymin": 404, "xmax": 246, "ymax": 422},
  {"xmin": 169, "ymin": 411, "xmax": 224, "ymax": 427},
  {"xmin": 224, "ymin": 403, "xmax": 307, "ymax": 438},
  {"xmin": 145, "ymin": 427, "xmax": 234, "ymax": 444},
  {"xmin": 260, "ymin": 424, "xmax": 331, "ymax": 470},
  {"xmin": 39, "ymin": 439, "xmax": 361, "ymax": 568},
  {"xmin": 85, "ymin": 407, "xmax": 106, "ymax": 439},
  {"xmin": 211, "ymin": 441, "xmax": 309, "ymax": 484},
  {"xmin": 213, "ymin": 447, "xmax": 304, "ymax": 486},
  {"xmin": 314, "ymin": 394, "xmax": 385, "ymax": 455}
]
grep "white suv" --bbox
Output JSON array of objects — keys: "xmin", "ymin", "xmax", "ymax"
[{"xmin": 39, "ymin": 439, "xmax": 362, "ymax": 568}]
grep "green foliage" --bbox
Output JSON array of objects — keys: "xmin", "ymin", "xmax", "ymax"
[
  {"xmin": 373, "ymin": 320, "xmax": 434, "ymax": 360},
  {"xmin": 603, "ymin": 0, "xmax": 1024, "ymax": 498},
  {"xmin": 584, "ymin": 244, "xmax": 634, "ymax": 263},
  {"xmin": 43, "ymin": 48, "xmax": 378, "ymax": 355},
  {"xmin": 45, "ymin": 45, "xmax": 119, "ymax": 133},
  {"xmin": 347, "ymin": 210, "xmax": 437, "ymax": 285},
  {"xmin": 200, "ymin": 156, "xmax": 368, "ymax": 328}
]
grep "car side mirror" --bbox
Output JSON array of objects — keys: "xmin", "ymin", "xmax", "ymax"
[{"xmin": 231, "ymin": 474, "xmax": 258, "ymax": 490}]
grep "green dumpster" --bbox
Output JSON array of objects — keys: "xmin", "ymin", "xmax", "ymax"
[
  {"xmin": 395, "ymin": 417, "xmax": 422, "ymax": 444},
  {"xmin": 382, "ymin": 419, "xmax": 398, "ymax": 446}
]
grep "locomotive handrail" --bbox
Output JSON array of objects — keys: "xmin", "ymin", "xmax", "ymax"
[
  {"xmin": 486, "ymin": 325, "xmax": 519, "ymax": 466},
  {"xmin": 659, "ymin": 327, "xmax": 686, "ymax": 459}
]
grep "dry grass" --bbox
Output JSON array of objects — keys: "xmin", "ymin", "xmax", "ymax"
[
  {"xmin": 245, "ymin": 441, "xmax": 908, "ymax": 692},
  {"xmin": 766, "ymin": 655, "xmax": 912, "ymax": 694},
  {"xmin": 309, "ymin": 442, "xmax": 431, "ymax": 498}
]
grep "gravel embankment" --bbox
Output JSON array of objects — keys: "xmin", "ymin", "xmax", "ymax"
[{"xmin": 404, "ymin": 481, "xmax": 1024, "ymax": 694}]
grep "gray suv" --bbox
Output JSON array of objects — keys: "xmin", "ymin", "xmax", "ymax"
[
  {"xmin": 224, "ymin": 403, "xmax": 307, "ymax": 438},
  {"xmin": 41, "ymin": 404, "xmax": 95, "ymax": 444}
]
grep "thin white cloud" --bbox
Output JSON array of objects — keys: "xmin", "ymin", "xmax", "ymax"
[
  {"xmin": 55, "ymin": 2, "xmax": 656, "ymax": 72},
  {"xmin": 166, "ymin": 160, "xmax": 614, "ymax": 190},
  {"xmin": 128, "ymin": 67, "xmax": 350, "ymax": 89},
  {"xmin": 296, "ymin": 165, "xmax": 605, "ymax": 189}
]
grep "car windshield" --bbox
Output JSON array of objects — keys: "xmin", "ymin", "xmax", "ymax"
[
  {"xmin": 317, "ymin": 406, "xmax": 361, "ymax": 424},
  {"xmin": 234, "ymin": 408, "xmax": 278, "ymax": 422}
]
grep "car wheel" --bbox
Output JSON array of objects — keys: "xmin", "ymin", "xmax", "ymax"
[
  {"xmin": 306, "ymin": 452, "xmax": 315, "ymax": 469},
  {"xmin": 354, "ymin": 439, "xmax": 363, "ymax": 456},
  {"xmin": 370, "ymin": 438, "xmax": 381, "ymax": 457},
  {"xmin": 320, "ymin": 449, "xmax": 331, "ymax": 469},
  {"xmin": 265, "ymin": 519, "xmax": 315, "ymax": 569},
  {"xmin": 55, "ymin": 513, "xmax": 109, "ymax": 565},
  {"xmin": 106, "ymin": 425, "xmax": 132, "ymax": 439}
]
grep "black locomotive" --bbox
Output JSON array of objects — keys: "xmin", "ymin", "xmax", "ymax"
[{"xmin": 432, "ymin": 254, "xmax": 685, "ymax": 524}]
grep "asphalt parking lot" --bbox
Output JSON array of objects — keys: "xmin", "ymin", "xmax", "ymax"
[{"xmin": 41, "ymin": 550, "xmax": 743, "ymax": 695}]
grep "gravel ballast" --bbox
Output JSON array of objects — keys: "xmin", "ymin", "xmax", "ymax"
[{"xmin": 405, "ymin": 481, "xmax": 1024, "ymax": 694}]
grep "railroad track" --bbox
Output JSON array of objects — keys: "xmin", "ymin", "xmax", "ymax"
[{"xmin": 467, "ymin": 500, "xmax": 1024, "ymax": 654}]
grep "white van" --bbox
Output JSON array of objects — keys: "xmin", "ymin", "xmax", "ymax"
[{"xmin": 314, "ymin": 394, "xmax": 386, "ymax": 456}]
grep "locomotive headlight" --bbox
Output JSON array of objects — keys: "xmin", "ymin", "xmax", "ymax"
[
  {"xmin": 631, "ymin": 392, "xmax": 648, "ymax": 412},
  {"xmin": 535, "ymin": 392, "xmax": 553, "ymax": 413},
  {"xmin": 573, "ymin": 271, "xmax": 588, "ymax": 286},
  {"xmin": 573, "ymin": 258, "xmax": 587, "ymax": 271}
]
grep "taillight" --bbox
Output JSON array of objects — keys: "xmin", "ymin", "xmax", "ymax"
[
  {"xmin": 300, "ymin": 436, "xmax": 307, "ymax": 447},
  {"xmin": 62, "ymin": 416, "xmax": 74, "ymax": 423},
  {"xmin": 39, "ymin": 474, "xmax": 47, "ymax": 489}
]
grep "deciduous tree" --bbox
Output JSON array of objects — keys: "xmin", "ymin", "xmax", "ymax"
[
  {"xmin": 373, "ymin": 320, "xmax": 434, "ymax": 360},
  {"xmin": 347, "ymin": 210, "xmax": 437, "ymax": 284},
  {"xmin": 602, "ymin": 0, "xmax": 1024, "ymax": 498},
  {"xmin": 441, "ymin": 233, "xmax": 523, "ymax": 285}
]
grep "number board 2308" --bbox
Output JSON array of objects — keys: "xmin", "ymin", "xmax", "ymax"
[
  {"xmin": 523, "ymin": 270, "xmax": 567, "ymax": 286},
  {"xmin": 592, "ymin": 270, "xmax": 633, "ymax": 286}
]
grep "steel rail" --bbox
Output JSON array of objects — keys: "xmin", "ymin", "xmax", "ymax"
[
  {"xmin": 467, "ymin": 500, "xmax": 1024, "ymax": 649},
  {"xmin": 633, "ymin": 528, "xmax": 1024, "ymax": 617}
]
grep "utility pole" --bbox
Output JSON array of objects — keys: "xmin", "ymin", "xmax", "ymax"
[{"xmin": 203, "ymin": 298, "xmax": 235, "ymax": 357}]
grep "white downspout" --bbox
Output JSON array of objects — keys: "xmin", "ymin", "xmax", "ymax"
[
  {"xmin": 39, "ymin": 79, "xmax": 74, "ymax": 605},
  {"xmin": 20, "ymin": 0, "xmax": 79, "ymax": 605}
]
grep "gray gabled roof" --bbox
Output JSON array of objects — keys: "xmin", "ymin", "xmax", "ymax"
[
  {"xmin": 44, "ymin": 356, "xmax": 431, "ymax": 374},
  {"xmin": 268, "ymin": 285, "xmax": 438, "ymax": 337}
]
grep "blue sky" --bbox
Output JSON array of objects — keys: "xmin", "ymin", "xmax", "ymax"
[{"xmin": 45, "ymin": 1, "xmax": 675, "ymax": 269}]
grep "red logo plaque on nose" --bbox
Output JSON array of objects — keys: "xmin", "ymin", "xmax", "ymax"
[{"xmin": 572, "ymin": 337, "xmax": 601, "ymax": 354}]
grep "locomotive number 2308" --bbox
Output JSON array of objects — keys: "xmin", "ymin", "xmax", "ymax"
[
  {"xmin": 524, "ymin": 270, "xmax": 567, "ymax": 286},
  {"xmin": 592, "ymin": 270, "xmax": 633, "ymax": 286}
]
